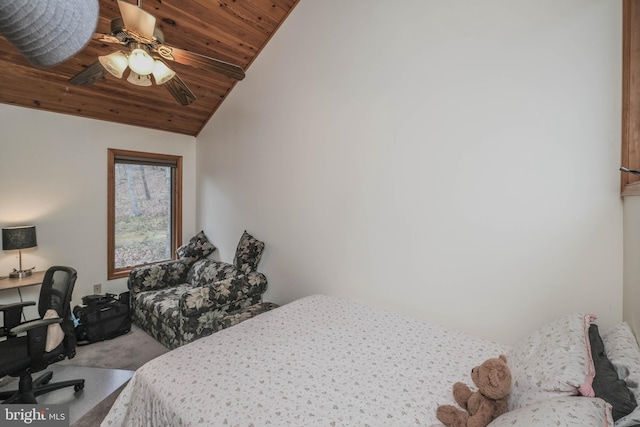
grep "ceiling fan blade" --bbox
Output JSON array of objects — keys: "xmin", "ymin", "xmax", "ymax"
[
  {"xmin": 68, "ymin": 61, "xmax": 107, "ymax": 87},
  {"xmin": 117, "ymin": 0, "xmax": 156, "ymax": 39},
  {"xmin": 155, "ymin": 44, "xmax": 245, "ymax": 81},
  {"xmin": 92, "ymin": 32, "xmax": 127, "ymax": 45},
  {"xmin": 164, "ymin": 75, "xmax": 197, "ymax": 106}
]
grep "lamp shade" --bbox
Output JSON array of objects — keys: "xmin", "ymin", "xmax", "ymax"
[
  {"xmin": 127, "ymin": 71, "xmax": 152, "ymax": 87},
  {"xmin": 99, "ymin": 51, "xmax": 129, "ymax": 79},
  {"xmin": 152, "ymin": 60, "xmax": 176, "ymax": 85},
  {"xmin": 0, "ymin": 0, "xmax": 99, "ymax": 68},
  {"xmin": 2, "ymin": 226, "xmax": 37, "ymax": 250}
]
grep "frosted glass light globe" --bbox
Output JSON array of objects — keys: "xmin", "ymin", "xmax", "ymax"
[
  {"xmin": 99, "ymin": 51, "xmax": 128, "ymax": 78},
  {"xmin": 128, "ymin": 48, "xmax": 154, "ymax": 75}
]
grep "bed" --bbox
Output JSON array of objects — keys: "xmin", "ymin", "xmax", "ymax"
[{"xmin": 101, "ymin": 295, "xmax": 640, "ymax": 427}]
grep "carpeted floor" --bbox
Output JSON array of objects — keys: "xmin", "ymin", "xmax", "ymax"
[
  {"xmin": 59, "ymin": 325, "xmax": 169, "ymax": 426},
  {"xmin": 59, "ymin": 324, "xmax": 169, "ymax": 371}
]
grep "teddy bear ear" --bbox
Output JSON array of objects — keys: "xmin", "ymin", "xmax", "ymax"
[
  {"xmin": 499, "ymin": 354, "xmax": 507, "ymax": 363},
  {"xmin": 489, "ymin": 368, "xmax": 501, "ymax": 386}
]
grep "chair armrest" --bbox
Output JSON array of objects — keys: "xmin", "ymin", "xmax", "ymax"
[
  {"xmin": 128, "ymin": 259, "xmax": 192, "ymax": 294},
  {"xmin": 11, "ymin": 317, "xmax": 64, "ymax": 370},
  {"xmin": 0, "ymin": 301, "xmax": 36, "ymax": 312},
  {"xmin": 9, "ymin": 317, "xmax": 62, "ymax": 336},
  {"xmin": 180, "ymin": 274, "xmax": 267, "ymax": 318},
  {"xmin": 0, "ymin": 301, "xmax": 36, "ymax": 333}
]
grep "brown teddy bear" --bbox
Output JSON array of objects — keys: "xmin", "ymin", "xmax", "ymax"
[{"xmin": 436, "ymin": 355, "xmax": 511, "ymax": 427}]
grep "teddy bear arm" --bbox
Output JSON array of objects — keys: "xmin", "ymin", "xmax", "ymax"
[
  {"xmin": 466, "ymin": 392, "xmax": 485, "ymax": 415},
  {"xmin": 452, "ymin": 382, "xmax": 473, "ymax": 409}
]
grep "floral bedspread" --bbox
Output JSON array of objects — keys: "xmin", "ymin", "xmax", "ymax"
[{"xmin": 101, "ymin": 295, "xmax": 509, "ymax": 426}]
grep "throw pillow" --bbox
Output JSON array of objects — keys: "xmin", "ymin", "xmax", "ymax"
[
  {"xmin": 589, "ymin": 323, "xmax": 637, "ymax": 421},
  {"xmin": 602, "ymin": 322, "xmax": 640, "ymax": 427},
  {"xmin": 44, "ymin": 309, "xmax": 64, "ymax": 352},
  {"xmin": 176, "ymin": 230, "xmax": 216, "ymax": 262},
  {"xmin": 233, "ymin": 230, "xmax": 265, "ymax": 273}
]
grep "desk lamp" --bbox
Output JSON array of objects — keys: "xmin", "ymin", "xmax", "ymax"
[{"xmin": 2, "ymin": 226, "xmax": 37, "ymax": 278}]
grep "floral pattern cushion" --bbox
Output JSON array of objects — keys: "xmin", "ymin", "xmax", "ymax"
[
  {"xmin": 176, "ymin": 230, "xmax": 217, "ymax": 263},
  {"xmin": 129, "ymin": 259, "xmax": 191, "ymax": 293},
  {"xmin": 134, "ymin": 283, "xmax": 194, "ymax": 326},
  {"xmin": 233, "ymin": 230, "xmax": 265, "ymax": 273},
  {"xmin": 187, "ymin": 259, "xmax": 240, "ymax": 287},
  {"xmin": 487, "ymin": 397, "xmax": 613, "ymax": 427},
  {"xmin": 180, "ymin": 274, "xmax": 268, "ymax": 318}
]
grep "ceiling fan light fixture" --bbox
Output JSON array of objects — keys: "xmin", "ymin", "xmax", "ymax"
[
  {"xmin": 127, "ymin": 71, "xmax": 152, "ymax": 87},
  {"xmin": 128, "ymin": 47, "xmax": 155, "ymax": 75},
  {"xmin": 152, "ymin": 60, "xmax": 176, "ymax": 85},
  {"xmin": 98, "ymin": 51, "xmax": 129, "ymax": 78}
]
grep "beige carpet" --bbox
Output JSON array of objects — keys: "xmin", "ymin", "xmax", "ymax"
[
  {"xmin": 59, "ymin": 324, "xmax": 169, "ymax": 371},
  {"xmin": 59, "ymin": 325, "xmax": 169, "ymax": 426}
]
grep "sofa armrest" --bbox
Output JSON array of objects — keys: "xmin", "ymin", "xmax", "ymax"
[
  {"xmin": 128, "ymin": 259, "xmax": 192, "ymax": 294},
  {"xmin": 244, "ymin": 271, "xmax": 267, "ymax": 289},
  {"xmin": 180, "ymin": 273, "xmax": 268, "ymax": 318}
]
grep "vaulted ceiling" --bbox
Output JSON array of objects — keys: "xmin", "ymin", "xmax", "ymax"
[{"xmin": 0, "ymin": 0, "xmax": 299, "ymax": 136}]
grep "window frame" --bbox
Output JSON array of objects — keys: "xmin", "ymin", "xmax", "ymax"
[
  {"xmin": 107, "ymin": 148, "xmax": 183, "ymax": 280},
  {"xmin": 622, "ymin": 0, "xmax": 640, "ymax": 195}
]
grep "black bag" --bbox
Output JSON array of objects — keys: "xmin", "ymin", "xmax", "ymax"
[{"xmin": 73, "ymin": 292, "xmax": 131, "ymax": 345}]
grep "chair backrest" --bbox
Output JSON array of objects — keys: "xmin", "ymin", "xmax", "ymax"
[
  {"xmin": 38, "ymin": 266, "xmax": 78, "ymax": 358},
  {"xmin": 38, "ymin": 266, "xmax": 77, "ymax": 320}
]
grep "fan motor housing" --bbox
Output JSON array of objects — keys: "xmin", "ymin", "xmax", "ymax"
[{"xmin": 110, "ymin": 17, "xmax": 165, "ymax": 44}]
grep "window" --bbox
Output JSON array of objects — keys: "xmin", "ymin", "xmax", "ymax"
[
  {"xmin": 622, "ymin": 0, "xmax": 640, "ymax": 195},
  {"xmin": 107, "ymin": 149, "xmax": 182, "ymax": 279}
]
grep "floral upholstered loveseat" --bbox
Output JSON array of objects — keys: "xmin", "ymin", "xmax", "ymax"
[{"xmin": 128, "ymin": 230, "xmax": 274, "ymax": 349}]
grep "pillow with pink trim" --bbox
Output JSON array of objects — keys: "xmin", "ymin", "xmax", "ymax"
[{"xmin": 507, "ymin": 312, "xmax": 596, "ymax": 410}]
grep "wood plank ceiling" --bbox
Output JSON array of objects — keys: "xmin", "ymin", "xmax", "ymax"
[{"xmin": 0, "ymin": 0, "xmax": 299, "ymax": 136}]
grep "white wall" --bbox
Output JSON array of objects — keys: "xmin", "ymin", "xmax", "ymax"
[
  {"xmin": 196, "ymin": 0, "xmax": 623, "ymax": 344},
  {"xmin": 624, "ymin": 198, "xmax": 640, "ymax": 335},
  {"xmin": 0, "ymin": 105, "xmax": 196, "ymax": 318}
]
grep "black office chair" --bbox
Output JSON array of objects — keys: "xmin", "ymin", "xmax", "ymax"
[{"xmin": 0, "ymin": 266, "xmax": 85, "ymax": 403}]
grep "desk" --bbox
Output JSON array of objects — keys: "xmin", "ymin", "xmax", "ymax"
[
  {"xmin": 0, "ymin": 271, "xmax": 45, "ymax": 291},
  {"xmin": 0, "ymin": 271, "xmax": 45, "ymax": 322}
]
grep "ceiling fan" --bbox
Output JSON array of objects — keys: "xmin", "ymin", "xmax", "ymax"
[{"xmin": 68, "ymin": 0, "xmax": 245, "ymax": 105}]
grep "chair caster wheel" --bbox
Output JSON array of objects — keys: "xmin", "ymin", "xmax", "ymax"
[{"xmin": 74, "ymin": 383, "xmax": 84, "ymax": 392}]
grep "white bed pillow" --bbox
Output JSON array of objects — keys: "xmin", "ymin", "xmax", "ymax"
[
  {"xmin": 507, "ymin": 313, "xmax": 596, "ymax": 410},
  {"xmin": 488, "ymin": 397, "xmax": 613, "ymax": 427},
  {"xmin": 602, "ymin": 322, "xmax": 640, "ymax": 391},
  {"xmin": 602, "ymin": 322, "xmax": 640, "ymax": 427}
]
